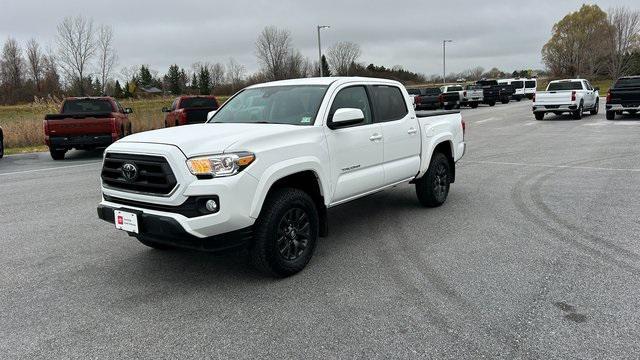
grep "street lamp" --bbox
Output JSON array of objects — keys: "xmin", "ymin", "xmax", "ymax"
[
  {"xmin": 443, "ymin": 40, "xmax": 452, "ymax": 84},
  {"xmin": 317, "ymin": 25, "xmax": 330, "ymax": 77}
]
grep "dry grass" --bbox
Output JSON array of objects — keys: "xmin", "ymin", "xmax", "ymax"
[{"xmin": 0, "ymin": 95, "xmax": 229, "ymax": 150}]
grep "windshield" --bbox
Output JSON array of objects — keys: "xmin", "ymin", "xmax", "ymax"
[
  {"xmin": 62, "ymin": 99, "xmax": 114, "ymax": 114},
  {"xmin": 424, "ymin": 88, "xmax": 441, "ymax": 95},
  {"xmin": 210, "ymin": 85, "xmax": 328, "ymax": 125},
  {"xmin": 180, "ymin": 97, "xmax": 218, "ymax": 109},
  {"xmin": 447, "ymin": 86, "xmax": 463, "ymax": 92},
  {"xmin": 547, "ymin": 81, "xmax": 583, "ymax": 91},
  {"xmin": 615, "ymin": 78, "xmax": 640, "ymax": 88}
]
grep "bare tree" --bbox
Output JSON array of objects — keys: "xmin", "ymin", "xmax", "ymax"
[
  {"xmin": 209, "ymin": 62, "xmax": 225, "ymax": 89},
  {"xmin": 607, "ymin": 7, "xmax": 640, "ymax": 78},
  {"xmin": 255, "ymin": 26, "xmax": 293, "ymax": 80},
  {"xmin": 226, "ymin": 58, "xmax": 245, "ymax": 92},
  {"xmin": 0, "ymin": 38, "xmax": 25, "ymax": 103},
  {"xmin": 327, "ymin": 41, "xmax": 361, "ymax": 76},
  {"xmin": 56, "ymin": 16, "xmax": 96, "ymax": 95},
  {"xmin": 97, "ymin": 24, "xmax": 117, "ymax": 94},
  {"xmin": 25, "ymin": 39, "xmax": 43, "ymax": 92}
]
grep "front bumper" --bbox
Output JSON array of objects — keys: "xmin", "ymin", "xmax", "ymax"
[{"xmin": 97, "ymin": 204, "xmax": 252, "ymax": 251}]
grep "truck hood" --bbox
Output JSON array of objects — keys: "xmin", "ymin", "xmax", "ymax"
[{"xmin": 118, "ymin": 123, "xmax": 307, "ymax": 157}]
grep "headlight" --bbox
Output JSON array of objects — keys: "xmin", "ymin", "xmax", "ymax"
[{"xmin": 186, "ymin": 152, "xmax": 255, "ymax": 177}]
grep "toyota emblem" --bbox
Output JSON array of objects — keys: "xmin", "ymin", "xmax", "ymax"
[{"xmin": 121, "ymin": 163, "xmax": 138, "ymax": 182}]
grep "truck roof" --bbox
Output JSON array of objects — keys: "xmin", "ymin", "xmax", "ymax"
[
  {"xmin": 549, "ymin": 79, "xmax": 588, "ymax": 83},
  {"xmin": 247, "ymin": 77, "xmax": 402, "ymax": 89},
  {"xmin": 64, "ymin": 96, "xmax": 115, "ymax": 101}
]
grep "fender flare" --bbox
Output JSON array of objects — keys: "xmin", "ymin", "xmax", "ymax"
[
  {"xmin": 418, "ymin": 132, "xmax": 454, "ymax": 178},
  {"xmin": 248, "ymin": 156, "xmax": 329, "ymax": 219}
]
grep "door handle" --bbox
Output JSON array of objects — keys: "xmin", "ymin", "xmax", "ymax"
[
  {"xmin": 369, "ymin": 134, "xmax": 383, "ymax": 141},
  {"xmin": 407, "ymin": 128, "xmax": 418, "ymax": 135}
]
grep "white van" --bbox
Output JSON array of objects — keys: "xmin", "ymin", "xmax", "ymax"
[{"xmin": 524, "ymin": 78, "xmax": 537, "ymax": 99}]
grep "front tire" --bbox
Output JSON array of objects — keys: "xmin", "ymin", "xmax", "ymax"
[
  {"xmin": 50, "ymin": 149, "xmax": 66, "ymax": 160},
  {"xmin": 470, "ymin": 103, "xmax": 479, "ymax": 109},
  {"xmin": 535, "ymin": 112, "xmax": 545, "ymax": 120},
  {"xmin": 489, "ymin": 101, "xmax": 496, "ymax": 107},
  {"xmin": 250, "ymin": 188, "xmax": 319, "ymax": 277},
  {"xmin": 606, "ymin": 110, "xmax": 615, "ymax": 120},
  {"xmin": 590, "ymin": 100, "xmax": 599, "ymax": 115},
  {"xmin": 0, "ymin": 137, "xmax": 4, "ymax": 159},
  {"xmin": 415, "ymin": 152, "xmax": 451, "ymax": 208}
]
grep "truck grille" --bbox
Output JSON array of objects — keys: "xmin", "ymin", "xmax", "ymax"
[{"xmin": 101, "ymin": 153, "xmax": 177, "ymax": 195}]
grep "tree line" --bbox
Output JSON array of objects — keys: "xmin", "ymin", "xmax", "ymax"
[{"xmin": 542, "ymin": 5, "xmax": 640, "ymax": 79}]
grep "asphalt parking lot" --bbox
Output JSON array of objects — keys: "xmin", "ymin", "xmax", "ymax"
[{"xmin": 1, "ymin": 100, "xmax": 639, "ymax": 359}]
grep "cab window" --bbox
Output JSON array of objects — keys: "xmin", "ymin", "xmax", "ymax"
[
  {"xmin": 329, "ymin": 86, "xmax": 372, "ymax": 126},
  {"xmin": 370, "ymin": 85, "xmax": 408, "ymax": 122}
]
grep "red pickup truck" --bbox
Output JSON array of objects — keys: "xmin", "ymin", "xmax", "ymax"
[
  {"xmin": 44, "ymin": 97, "xmax": 133, "ymax": 160},
  {"xmin": 162, "ymin": 96, "xmax": 219, "ymax": 127}
]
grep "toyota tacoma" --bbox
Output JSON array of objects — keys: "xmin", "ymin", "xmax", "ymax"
[{"xmin": 97, "ymin": 77, "xmax": 466, "ymax": 277}]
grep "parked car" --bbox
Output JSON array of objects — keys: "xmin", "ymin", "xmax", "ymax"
[
  {"xmin": 162, "ymin": 96, "xmax": 220, "ymax": 127},
  {"xmin": 407, "ymin": 87, "xmax": 442, "ymax": 110},
  {"xmin": 498, "ymin": 78, "xmax": 526, "ymax": 101},
  {"xmin": 44, "ymin": 97, "xmax": 133, "ymax": 160},
  {"xmin": 461, "ymin": 85, "xmax": 484, "ymax": 108},
  {"xmin": 97, "ymin": 77, "xmax": 466, "ymax": 277},
  {"xmin": 476, "ymin": 80, "xmax": 499, "ymax": 106},
  {"xmin": 606, "ymin": 76, "xmax": 640, "ymax": 120},
  {"xmin": 440, "ymin": 85, "xmax": 463, "ymax": 109},
  {"xmin": 524, "ymin": 78, "xmax": 537, "ymax": 99},
  {"xmin": 496, "ymin": 82, "xmax": 515, "ymax": 104},
  {"xmin": 0, "ymin": 126, "xmax": 4, "ymax": 159},
  {"xmin": 532, "ymin": 79, "xmax": 599, "ymax": 120}
]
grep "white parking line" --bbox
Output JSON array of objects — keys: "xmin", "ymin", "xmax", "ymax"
[
  {"xmin": 475, "ymin": 117, "xmax": 498, "ymax": 124},
  {"xmin": 462, "ymin": 160, "xmax": 640, "ymax": 172},
  {"xmin": 0, "ymin": 162, "xmax": 101, "ymax": 176}
]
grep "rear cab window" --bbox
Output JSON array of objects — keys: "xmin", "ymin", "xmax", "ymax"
[
  {"xmin": 547, "ymin": 81, "xmax": 584, "ymax": 91},
  {"xmin": 614, "ymin": 77, "xmax": 640, "ymax": 88},
  {"xmin": 370, "ymin": 85, "xmax": 408, "ymax": 122},
  {"xmin": 61, "ymin": 99, "xmax": 114, "ymax": 114},
  {"xmin": 180, "ymin": 97, "xmax": 219, "ymax": 109}
]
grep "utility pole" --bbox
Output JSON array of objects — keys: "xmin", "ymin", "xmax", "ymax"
[
  {"xmin": 443, "ymin": 40, "xmax": 452, "ymax": 84},
  {"xmin": 317, "ymin": 25, "xmax": 330, "ymax": 77}
]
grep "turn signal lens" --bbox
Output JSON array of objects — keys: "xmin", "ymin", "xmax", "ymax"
[{"xmin": 186, "ymin": 152, "xmax": 255, "ymax": 177}]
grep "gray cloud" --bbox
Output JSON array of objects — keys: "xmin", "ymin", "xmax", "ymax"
[{"xmin": 1, "ymin": 0, "xmax": 636, "ymax": 78}]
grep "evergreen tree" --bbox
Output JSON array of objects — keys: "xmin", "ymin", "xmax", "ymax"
[
  {"xmin": 164, "ymin": 64, "xmax": 181, "ymax": 95},
  {"xmin": 179, "ymin": 68, "xmax": 189, "ymax": 93},
  {"xmin": 321, "ymin": 55, "xmax": 331, "ymax": 77},
  {"xmin": 139, "ymin": 65, "xmax": 154, "ymax": 87},
  {"xmin": 114, "ymin": 80, "xmax": 124, "ymax": 98},
  {"xmin": 198, "ymin": 66, "xmax": 211, "ymax": 95},
  {"xmin": 191, "ymin": 73, "xmax": 198, "ymax": 91}
]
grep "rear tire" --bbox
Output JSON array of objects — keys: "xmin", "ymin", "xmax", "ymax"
[
  {"xmin": 489, "ymin": 101, "xmax": 496, "ymax": 107},
  {"xmin": 470, "ymin": 103, "xmax": 479, "ymax": 109},
  {"xmin": 415, "ymin": 152, "xmax": 451, "ymax": 208},
  {"xmin": 606, "ymin": 110, "xmax": 615, "ymax": 120},
  {"xmin": 590, "ymin": 100, "xmax": 599, "ymax": 115},
  {"xmin": 50, "ymin": 149, "xmax": 66, "ymax": 160},
  {"xmin": 250, "ymin": 188, "xmax": 319, "ymax": 277},
  {"xmin": 573, "ymin": 103, "xmax": 583, "ymax": 120},
  {"xmin": 0, "ymin": 137, "xmax": 4, "ymax": 159},
  {"xmin": 501, "ymin": 99, "xmax": 509, "ymax": 104},
  {"xmin": 535, "ymin": 112, "xmax": 545, "ymax": 120},
  {"xmin": 137, "ymin": 238, "xmax": 175, "ymax": 250}
]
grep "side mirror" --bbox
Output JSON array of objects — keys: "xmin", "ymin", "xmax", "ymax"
[
  {"xmin": 124, "ymin": 108, "xmax": 133, "ymax": 114},
  {"xmin": 207, "ymin": 110, "xmax": 217, "ymax": 121},
  {"xmin": 594, "ymin": 87, "xmax": 600, "ymax": 91},
  {"xmin": 329, "ymin": 108, "xmax": 364, "ymax": 129},
  {"xmin": 161, "ymin": 107, "xmax": 170, "ymax": 113}
]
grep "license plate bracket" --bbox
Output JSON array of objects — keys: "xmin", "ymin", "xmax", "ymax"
[{"xmin": 114, "ymin": 209, "xmax": 141, "ymax": 234}]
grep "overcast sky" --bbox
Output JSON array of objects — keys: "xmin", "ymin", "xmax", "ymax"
[{"xmin": 1, "ymin": 0, "xmax": 637, "ymax": 79}]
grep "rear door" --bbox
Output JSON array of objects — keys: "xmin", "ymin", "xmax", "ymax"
[
  {"xmin": 324, "ymin": 85, "xmax": 385, "ymax": 203},
  {"xmin": 370, "ymin": 84, "xmax": 421, "ymax": 184}
]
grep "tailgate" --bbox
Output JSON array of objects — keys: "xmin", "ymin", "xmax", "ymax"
[
  {"xmin": 46, "ymin": 115, "xmax": 115, "ymax": 136},
  {"xmin": 184, "ymin": 108, "xmax": 215, "ymax": 124},
  {"xmin": 535, "ymin": 91, "xmax": 572, "ymax": 105},
  {"xmin": 610, "ymin": 88, "xmax": 640, "ymax": 106}
]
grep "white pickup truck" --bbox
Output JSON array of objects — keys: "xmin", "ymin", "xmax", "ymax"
[
  {"xmin": 532, "ymin": 79, "xmax": 600, "ymax": 120},
  {"xmin": 96, "ymin": 77, "xmax": 466, "ymax": 277}
]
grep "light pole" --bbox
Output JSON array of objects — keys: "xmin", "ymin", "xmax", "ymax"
[
  {"xmin": 442, "ymin": 39, "xmax": 452, "ymax": 84},
  {"xmin": 317, "ymin": 25, "xmax": 330, "ymax": 77}
]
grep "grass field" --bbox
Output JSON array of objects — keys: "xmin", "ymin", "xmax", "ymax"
[{"xmin": 0, "ymin": 96, "xmax": 229, "ymax": 152}]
